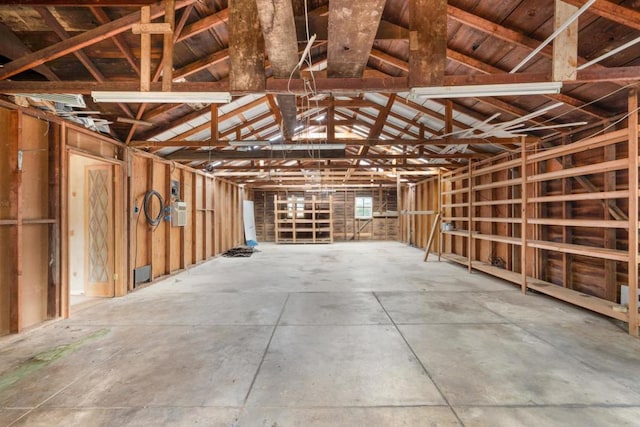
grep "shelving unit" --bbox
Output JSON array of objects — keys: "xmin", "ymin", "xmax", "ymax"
[
  {"xmin": 274, "ymin": 195, "xmax": 333, "ymax": 244},
  {"xmin": 437, "ymin": 113, "xmax": 640, "ymax": 335}
]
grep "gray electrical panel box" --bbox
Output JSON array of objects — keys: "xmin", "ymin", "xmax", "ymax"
[{"xmin": 171, "ymin": 201, "xmax": 187, "ymax": 227}]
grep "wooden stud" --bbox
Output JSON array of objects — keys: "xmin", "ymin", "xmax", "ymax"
[
  {"xmin": 146, "ymin": 158, "xmax": 154, "ymax": 279},
  {"xmin": 521, "ymin": 136, "xmax": 528, "ymax": 294},
  {"xmin": 165, "ymin": 165, "xmax": 172, "ymax": 272},
  {"xmin": 179, "ymin": 169, "xmax": 186, "ymax": 269},
  {"xmin": 210, "ymin": 104, "xmax": 218, "ymax": 144},
  {"xmin": 467, "ymin": 163, "xmax": 473, "ymax": 272},
  {"xmin": 47, "ymin": 120, "xmax": 61, "ymax": 319},
  {"xmin": 59, "ymin": 122, "xmax": 69, "ymax": 318},
  {"xmin": 162, "ymin": 0, "xmax": 175, "ymax": 92},
  {"xmin": 9, "ymin": 111, "xmax": 23, "ymax": 333},
  {"xmin": 140, "ymin": 6, "xmax": 151, "ymax": 92},
  {"xmin": 628, "ymin": 88, "xmax": 639, "ymax": 336}
]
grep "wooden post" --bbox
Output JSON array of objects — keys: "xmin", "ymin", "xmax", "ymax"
[
  {"xmin": 211, "ymin": 104, "xmax": 218, "ymax": 144},
  {"xmin": 179, "ymin": 169, "xmax": 186, "ymax": 269},
  {"xmin": 467, "ymin": 162, "xmax": 473, "ymax": 272},
  {"xmin": 203, "ymin": 177, "xmax": 209, "ymax": 257},
  {"xmin": 628, "ymin": 88, "xmax": 639, "ymax": 336},
  {"xmin": 59, "ymin": 122, "xmax": 69, "ymax": 317},
  {"xmin": 521, "ymin": 136, "xmax": 528, "ymax": 294},
  {"xmin": 438, "ymin": 169, "xmax": 443, "ymax": 261},
  {"xmin": 48, "ymin": 120, "xmax": 61, "ymax": 319},
  {"xmin": 165, "ymin": 165, "xmax": 172, "ymax": 273},
  {"xmin": 140, "ymin": 6, "xmax": 151, "ymax": 91},
  {"xmin": 146, "ymin": 158, "xmax": 154, "ymax": 279},
  {"xmin": 191, "ymin": 173, "xmax": 198, "ymax": 262},
  {"xmin": 274, "ymin": 194, "xmax": 278, "ymax": 243},
  {"xmin": 162, "ymin": 0, "xmax": 175, "ymax": 91},
  {"xmin": 552, "ymin": 0, "xmax": 578, "ymax": 81},
  {"xmin": 9, "ymin": 111, "xmax": 23, "ymax": 333}
]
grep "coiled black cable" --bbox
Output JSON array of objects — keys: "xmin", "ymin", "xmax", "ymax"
[{"xmin": 143, "ymin": 189, "xmax": 164, "ymax": 227}]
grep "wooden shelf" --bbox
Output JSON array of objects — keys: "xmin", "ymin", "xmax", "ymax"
[
  {"xmin": 472, "ymin": 232, "xmax": 521, "ymax": 245},
  {"xmin": 527, "ymin": 240, "xmax": 629, "ymax": 262},
  {"xmin": 442, "ymin": 230, "xmax": 469, "ymax": 237},
  {"xmin": 274, "ymin": 195, "xmax": 333, "ymax": 244}
]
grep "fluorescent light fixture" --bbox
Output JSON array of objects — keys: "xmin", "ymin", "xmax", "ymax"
[
  {"xmin": 270, "ymin": 144, "xmax": 346, "ymax": 151},
  {"xmin": 229, "ymin": 140, "xmax": 271, "ymax": 147},
  {"xmin": 410, "ymin": 82, "xmax": 562, "ymax": 99},
  {"xmin": 91, "ymin": 91, "xmax": 232, "ymax": 104}
]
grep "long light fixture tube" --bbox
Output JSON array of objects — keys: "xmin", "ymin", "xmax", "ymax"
[
  {"xmin": 92, "ymin": 91, "xmax": 232, "ymax": 104},
  {"xmin": 410, "ymin": 82, "xmax": 562, "ymax": 100}
]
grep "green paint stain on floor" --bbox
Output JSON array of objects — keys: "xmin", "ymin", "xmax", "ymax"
[{"xmin": 0, "ymin": 328, "xmax": 109, "ymax": 392}]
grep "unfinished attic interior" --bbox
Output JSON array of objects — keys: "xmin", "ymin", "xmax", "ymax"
[{"xmin": 1, "ymin": 0, "xmax": 640, "ymax": 424}]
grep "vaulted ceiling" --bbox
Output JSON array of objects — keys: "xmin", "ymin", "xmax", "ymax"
[{"xmin": 0, "ymin": 0, "xmax": 639, "ymax": 188}]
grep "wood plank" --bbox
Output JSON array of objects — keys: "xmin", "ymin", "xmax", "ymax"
[
  {"xmin": 553, "ymin": 0, "xmax": 578, "ymax": 81},
  {"xmin": 229, "ymin": 0, "xmax": 265, "ymax": 92},
  {"xmin": 327, "ymin": 0, "xmax": 386, "ymax": 78},
  {"xmin": 409, "ymin": 0, "xmax": 447, "ymax": 87},
  {"xmin": 527, "ymin": 159, "xmax": 628, "ymax": 182},
  {"xmin": 527, "ymin": 240, "xmax": 629, "ymax": 262},
  {"xmin": 424, "ymin": 212, "xmax": 441, "ymax": 261},
  {"xmin": 528, "ymin": 218, "xmax": 627, "ymax": 228}
]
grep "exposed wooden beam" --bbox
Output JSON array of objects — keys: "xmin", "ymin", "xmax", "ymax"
[
  {"xmin": 255, "ymin": 0, "xmax": 299, "ymax": 140},
  {"xmin": 130, "ymin": 137, "xmax": 521, "ymax": 148},
  {"xmin": 174, "ymin": 49, "xmax": 228, "ymax": 80},
  {"xmin": 295, "ymin": 15, "xmax": 408, "ymax": 42},
  {"xmin": 35, "ymin": 6, "xmax": 134, "ymax": 118},
  {"xmin": 0, "ymin": 0, "xmax": 196, "ymax": 81},
  {"xmin": 208, "ymin": 163, "xmax": 455, "ymax": 171},
  {"xmin": 553, "ymin": 0, "xmax": 579, "ymax": 81},
  {"xmin": 89, "ymin": 6, "xmax": 141, "ymax": 75},
  {"xmin": 563, "ymin": 0, "xmax": 640, "ymax": 30},
  {"xmin": 0, "ymin": 22, "xmax": 59, "ymax": 81},
  {"xmin": 0, "ymin": 66, "xmax": 636, "ymax": 95},
  {"xmin": 176, "ymin": 8, "xmax": 228, "ymax": 43},
  {"xmin": 166, "ymin": 149, "xmax": 482, "ymax": 161},
  {"xmin": 447, "ymin": 3, "xmax": 626, "ymax": 85},
  {"xmin": 327, "ymin": 0, "xmax": 386, "ymax": 77},
  {"xmin": 162, "ymin": 0, "xmax": 176, "ymax": 92},
  {"xmin": 229, "ymin": 0, "xmax": 265, "ymax": 92},
  {"xmin": 409, "ymin": 0, "xmax": 447, "ymax": 87},
  {"xmin": 445, "ymin": 48, "xmax": 608, "ymax": 119}
]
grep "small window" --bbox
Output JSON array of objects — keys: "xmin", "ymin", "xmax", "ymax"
[
  {"xmin": 355, "ymin": 196, "xmax": 373, "ymax": 219},
  {"xmin": 287, "ymin": 196, "xmax": 305, "ymax": 218}
]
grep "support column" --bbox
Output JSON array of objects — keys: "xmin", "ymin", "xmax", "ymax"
[{"xmin": 628, "ymin": 88, "xmax": 639, "ymax": 336}]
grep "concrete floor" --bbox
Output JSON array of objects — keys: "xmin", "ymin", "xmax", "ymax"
[{"xmin": 2, "ymin": 242, "xmax": 640, "ymax": 426}]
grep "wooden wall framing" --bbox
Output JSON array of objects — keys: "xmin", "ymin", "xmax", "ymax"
[
  {"xmin": 0, "ymin": 105, "xmax": 245, "ymax": 336},
  {"xmin": 253, "ymin": 189, "xmax": 398, "ymax": 242},
  {"xmin": 415, "ymin": 109, "xmax": 640, "ymax": 335}
]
